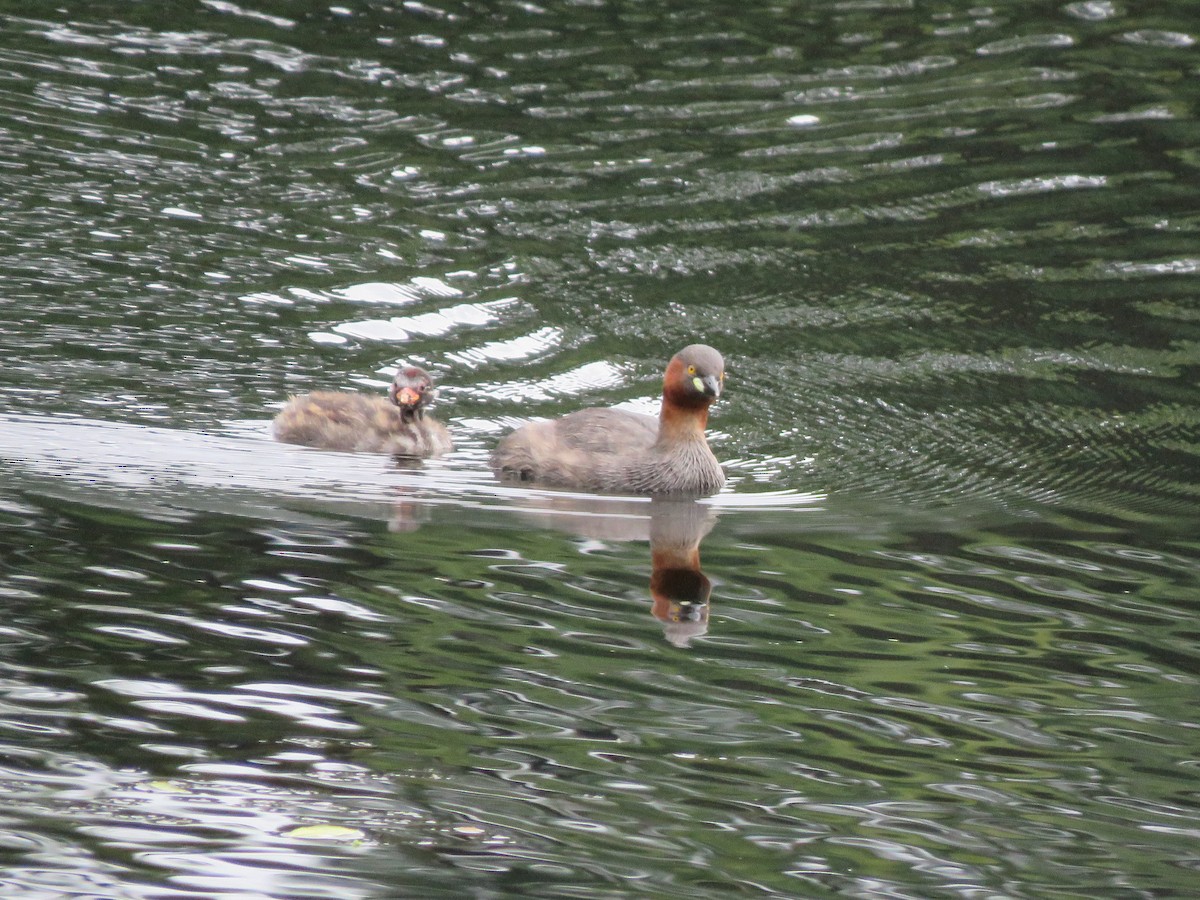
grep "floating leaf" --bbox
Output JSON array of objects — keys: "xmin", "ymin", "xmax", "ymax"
[
  {"xmin": 146, "ymin": 780, "xmax": 189, "ymax": 794},
  {"xmin": 286, "ymin": 825, "xmax": 366, "ymax": 842}
]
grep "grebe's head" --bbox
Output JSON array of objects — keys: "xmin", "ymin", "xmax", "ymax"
[{"xmin": 662, "ymin": 344, "xmax": 724, "ymax": 409}]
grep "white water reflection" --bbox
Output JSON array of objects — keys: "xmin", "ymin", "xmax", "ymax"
[{"xmin": 0, "ymin": 413, "xmax": 824, "ymax": 521}]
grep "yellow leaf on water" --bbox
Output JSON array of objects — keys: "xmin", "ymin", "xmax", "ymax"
[
  {"xmin": 286, "ymin": 825, "xmax": 366, "ymax": 842},
  {"xmin": 146, "ymin": 780, "xmax": 189, "ymax": 794}
]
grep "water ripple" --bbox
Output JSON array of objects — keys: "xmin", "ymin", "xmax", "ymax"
[{"xmin": 3, "ymin": 2, "xmax": 1200, "ymax": 896}]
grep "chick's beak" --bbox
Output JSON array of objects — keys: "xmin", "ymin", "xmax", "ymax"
[{"xmin": 395, "ymin": 386, "xmax": 422, "ymax": 407}]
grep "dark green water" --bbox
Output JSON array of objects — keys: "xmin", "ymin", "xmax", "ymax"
[{"xmin": 2, "ymin": 1, "xmax": 1199, "ymax": 897}]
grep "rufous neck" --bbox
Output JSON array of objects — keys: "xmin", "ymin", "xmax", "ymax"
[{"xmin": 657, "ymin": 399, "xmax": 709, "ymax": 443}]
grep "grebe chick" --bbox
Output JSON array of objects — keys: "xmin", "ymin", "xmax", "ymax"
[{"xmin": 273, "ymin": 365, "xmax": 452, "ymax": 458}]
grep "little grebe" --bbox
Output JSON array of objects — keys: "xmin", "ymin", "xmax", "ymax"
[
  {"xmin": 491, "ymin": 344, "xmax": 725, "ymax": 496},
  {"xmin": 273, "ymin": 366, "xmax": 452, "ymax": 458}
]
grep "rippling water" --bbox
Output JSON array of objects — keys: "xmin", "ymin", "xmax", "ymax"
[{"xmin": 2, "ymin": 1, "xmax": 1199, "ymax": 897}]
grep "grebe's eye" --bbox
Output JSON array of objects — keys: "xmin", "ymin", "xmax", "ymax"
[{"xmin": 687, "ymin": 365, "xmax": 696, "ymax": 375}]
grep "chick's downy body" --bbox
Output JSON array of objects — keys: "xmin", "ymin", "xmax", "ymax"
[{"xmin": 273, "ymin": 366, "xmax": 451, "ymax": 458}]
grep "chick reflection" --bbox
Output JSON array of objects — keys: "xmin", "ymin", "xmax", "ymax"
[
  {"xmin": 504, "ymin": 494, "xmax": 717, "ymax": 647},
  {"xmin": 387, "ymin": 458, "xmax": 434, "ymax": 533}
]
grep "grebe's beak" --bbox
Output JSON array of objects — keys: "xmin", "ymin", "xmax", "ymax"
[{"xmin": 695, "ymin": 374, "xmax": 721, "ymax": 399}]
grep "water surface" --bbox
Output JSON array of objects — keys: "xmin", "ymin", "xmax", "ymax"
[{"xmin": 2, "ymin": 1, "xmax": 1199, "ymax": 897}]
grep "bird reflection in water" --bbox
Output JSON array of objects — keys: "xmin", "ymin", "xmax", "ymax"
[
  {"xmin": 386, "ymin": 457, "xmax": 435, "ymax": 533},
  {"xmin": 647, "ymin": 499, "xmax": 714, "ymax": 647},
  {"xmin": 489, "ymin": 493, "xmax": 718, "ymax": 647},
  {"xmin": 378, "ymin": 449, "xmax": 717, "ymax": 644}
]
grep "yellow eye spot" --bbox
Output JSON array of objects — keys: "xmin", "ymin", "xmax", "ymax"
[{"xmin": 687, "ymin": 365, "xmax": 696, "ymax": 375}]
